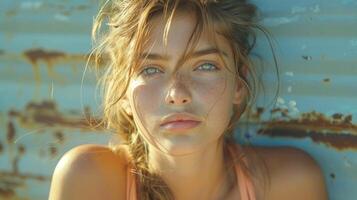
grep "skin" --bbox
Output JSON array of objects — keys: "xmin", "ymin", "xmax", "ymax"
[
  {"xmin": 48, "ymin": 10, "xmax": 328, "ymax": 200},
  {"xmin": 122, "ymin": 10, "xmax": 245, "ymax": 200}
]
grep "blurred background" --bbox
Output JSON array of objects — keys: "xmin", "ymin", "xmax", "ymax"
[{"xmin": 0, "ymin": 0, "xmax": 356, "ymax": 199}]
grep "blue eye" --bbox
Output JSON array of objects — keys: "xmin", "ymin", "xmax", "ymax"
[
  {"xmin": 195, "ymin": 63, "xmax": 219, "ymax": 71},
  {"xmin": 140, "ymin": 66, "xmax": 163, "ymax": 76}
]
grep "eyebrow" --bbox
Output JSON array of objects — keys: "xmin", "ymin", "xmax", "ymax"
[{"xmin": 140, "ymin": 48, "xmax": 229, "ymax": 61}]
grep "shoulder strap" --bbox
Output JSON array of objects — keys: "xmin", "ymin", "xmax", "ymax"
[
  {"xmin": 228, "ymin": 144, "xmax": 256, "ymax": 200},
  {"xmin": 126, "ymin": 165, "xmax": 137, "ymax": 200}
]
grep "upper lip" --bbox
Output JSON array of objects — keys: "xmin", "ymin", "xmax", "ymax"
[{"xmin": 160, "ymin": 112, "xmax": 202, "ymax": 126}]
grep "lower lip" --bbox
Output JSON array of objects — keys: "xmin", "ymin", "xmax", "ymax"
[{"xmin": 160, "ymin": 120, "xmax": 201, "ymax": 131}]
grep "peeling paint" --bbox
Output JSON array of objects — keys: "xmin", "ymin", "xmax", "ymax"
[
  {"xmin": 311, "ymin": 5, "xmax": 320, "ymax": 13},
  {"xmin": 54, "ymin": 13, "xmax": 70, "ymax": 22},
  {"xmin": 20, "ymin": 1, "xmax": 43, "ymax": 10},
  {"xmin": 343, "ymin": 157, "xmax": 352, "ymax": 168},
  {"xmin": 285, "ymin": 71, "xmax": 294, "ymax": 77},
  {"xmin": 291, "ymin": 6, "xmax": 307, "ymax": 14},
  {"xmin": 288, "ymin": 100, "xmax": 296, "ymax": 108},
  {"xmin": 302, "ymin": 55, "xmax": 312, "ymax": 60},
  {"xmin": 291, "ymin": 4, "xmax": 320, "ymax": 14},
  {"xmin": 276, "ymin": 97, "xmax": 285, "ymax": 105},
  {"xmin": 262, "ymin": 16, "xmax": 299, "ymax": 26},
  {"xmin": 350, "ymin": 39, "xmax": 357, "ymax": 47}
]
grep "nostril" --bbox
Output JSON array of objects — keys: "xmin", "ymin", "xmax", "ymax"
[{"xmin": 169, "ymin": 99, "xmax": 188, "ymax": 104}]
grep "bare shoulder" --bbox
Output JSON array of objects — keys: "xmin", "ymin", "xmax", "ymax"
[
  {"xmin": 245, "ymin": 145, "xmax": 328, "ymax": 200},
  {"xmin": 49, "ymin": 144, "xmax": 130, "ymax": 200}
]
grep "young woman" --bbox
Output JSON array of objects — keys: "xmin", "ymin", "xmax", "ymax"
[{"xmin": 49, "ymin": 0, "xmax": 328, "ymax": 199}]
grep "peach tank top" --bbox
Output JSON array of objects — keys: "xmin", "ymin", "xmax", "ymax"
[{"xmin": 126, "ymin": 144, "xmax": 256, "ymax": 200}]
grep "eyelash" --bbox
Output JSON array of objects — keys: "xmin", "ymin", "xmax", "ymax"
[{"xmin": 139, "ymin": 62, "xmax": 220, "ymax": 77}]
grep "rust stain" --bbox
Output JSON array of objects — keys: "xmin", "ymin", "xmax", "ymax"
[
  {"xmin": 271, "ymin": 107, "xmax": 289, "ymax": 118},
  {"xmin": 23, "ymin": 49, "xmax": 66, "ymax": 83},
  {"xmin": 17, "ymin": 145, "xmax": 25, "ymax": 155},
  {"xmin": 0, "ymin": 171, "xmax": 48, "ymax": 198},
  {"xmin": 252, "ymin": 107, "xmax": 265, "ymax": 120},
  {"xmin": 5, "ymin": 9, "xmax": 17, "ymax": 17},
  {"xmin": 0, "ymin": 187, "xmax": 15, "ymax": 198},
  {"xmin": 243, "ymin": 107, "xmax": 266, "ymax": 122},
  {"xmin": 54, "ymin": 131, "xmax": 65, "ymax": 143},
  {"xmin": 323, "ymin": 78, "xmax": 330, "ymax": 83},
  {"xmin": 7, "ymin": 121, "xmax": 16, "ymax": 144},
  {"xmin": 23, "ymin": 49, "xmax": 66, "ymax": 66},
  {"xmin": 12, "ymin": 156, "xmax": 20, "ymax": 174},
  {"xmin": 21, "ymin": 48, "xmax": 105, "ymax": 84},
  {"xmin": 0, "ymin": 142, "xmax": 3, "ymax": 154},
  {"xmin": 76, "ymin": 5, "xmax": 89, "ymax": 10},
  {"xmin": 49, "ymin": 146, "xmax": 58, "ymax": 157},
  {"xmin": 332, "ymin": 113, "xmax": 343, "ymax": 120},
  {"xmin": 330, "ymin": 173, "xmax": 336, "ymax": 179},
  {"xmin": 12, "ymin": 146, "xmax": 26, "ymax": 175},
  {"xmin": 258, "ymin": 110, "xmax": 357, "ymax": 150},
  {"xmin": 256, "ymin": 107, "xmax": 265, "ymax": 116},
  {"xmin": 22, "ymin": 48, "xmax": 101, "ymax": 66},
  {"xmin": 8, "ymin": 100, "xmax": 103, "ymax": 130},
  {"xmin": 0, "ymin": 171, "xmax": 48, "ymax": 182}
]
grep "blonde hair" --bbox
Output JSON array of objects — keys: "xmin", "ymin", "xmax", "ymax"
[{"xmin": 90, "ymin": 0, "xmax": 275, "ymax": 199}]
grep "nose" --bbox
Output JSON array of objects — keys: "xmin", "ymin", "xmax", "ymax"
[{"xmin": 165, "ymin": 75, "xmax": 192, "ymax": 105}]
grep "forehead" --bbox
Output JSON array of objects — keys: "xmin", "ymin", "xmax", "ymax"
[{"xmin": 144, "ymin": 10, "xmax": 233, "ymax": 59}]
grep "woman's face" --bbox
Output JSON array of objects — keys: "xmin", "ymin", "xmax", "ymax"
[{"xmin": 124, "ymin": 11, "xmax": 245, "ymax": 155}]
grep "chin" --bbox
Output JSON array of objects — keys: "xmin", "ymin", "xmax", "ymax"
[{"xmin": 158, "ymin": 135, "xmax": 208, "ymax": 156}]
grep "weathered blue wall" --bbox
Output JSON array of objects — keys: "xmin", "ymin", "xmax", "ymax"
[{"xmin": 0, "ymin": 0, "xmax": 356, "ymax": 199}]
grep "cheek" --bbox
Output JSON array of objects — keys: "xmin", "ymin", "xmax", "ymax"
[
  {"xmin": 192, "ymin": 75, "xmax": 233, "ymax": 109},
  {"xmin": 193, "ymin": 76, "xmax": 235, "ymax": 130},
  {"xmin": 129, "ymin": 80, "xmax": 163, "ymax": 130}
]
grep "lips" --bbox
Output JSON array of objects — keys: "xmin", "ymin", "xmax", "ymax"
[{"xmin": 160, "ymin": 113, "xmax": 202, "ymax": 131}]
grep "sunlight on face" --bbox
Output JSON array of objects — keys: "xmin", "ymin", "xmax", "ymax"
[{"xmin": 126, "ymin": 10, "xmax": 242, "ymax": 155}]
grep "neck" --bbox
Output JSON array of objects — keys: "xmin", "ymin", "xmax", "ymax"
[{"xmin": 148, "ymin": 139, "xmax": 233, "ymax": 200}]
